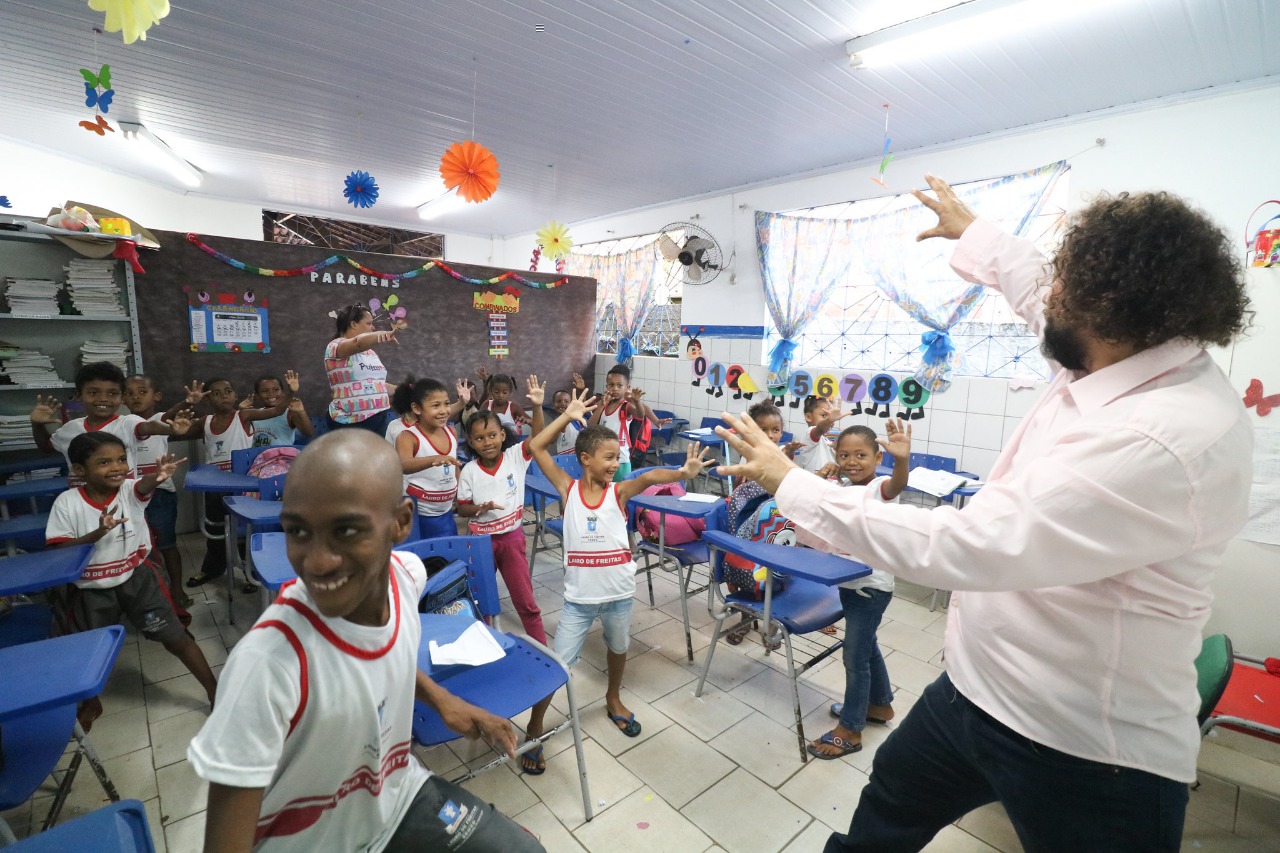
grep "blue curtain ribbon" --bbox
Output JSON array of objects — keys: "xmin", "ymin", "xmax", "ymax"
[
  {"xmin": 615, "ymin": 337, "xmax": 636, "ymax": 363},
  {"xmin": 767, "ymin": 338, "xmax": 798, "ymax": 374},
  {"xmin": 918, "ymin": 329, "xmax": 955, "ymax": 365}
]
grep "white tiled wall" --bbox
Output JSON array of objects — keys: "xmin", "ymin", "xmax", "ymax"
[{"xmin": 601, "ymin": 339, "xmax": 1049, "ymax": 480}]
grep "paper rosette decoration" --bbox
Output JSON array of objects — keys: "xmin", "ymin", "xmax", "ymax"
[
  {"xmin": 535, "ymin": 221, "xmax": 573, "ymax": 259},
  {"xmin": 343, "ymin": 170, "xmax": 380, "ymax": 209},
  {"xmin": 439, "ymin": 140, "xmax": 500, "ymax": 203},
  {"xmin": 88, "ymin": 0, "xmax": 171, "ymax": 44}
]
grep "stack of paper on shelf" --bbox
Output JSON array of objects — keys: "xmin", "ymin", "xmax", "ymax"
[
  {"xmin": 0, "ymin": 414, "xmax": 35, "ymax": 450},
  {"xmin": 80, "ymin": 339, "xmax": 130, "ymax": 372},
  {"xmin": 0, "ymin": 347, "xmax": 62, "ymax": 386},
  {"xmin": 906, "ymin": 467, "xmax": 970, "ymax": 498},
  {"xmin": 3, "ymin": 277, "xmax": 61, "ymax": 315},
  {"xmin": 64, "ymin": 259, "xmax": 124, "ymax": 316}
]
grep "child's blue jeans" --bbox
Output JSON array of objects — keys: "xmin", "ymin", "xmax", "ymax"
[{"xmin": 837, "ymin": 587, "xmax": 895, "ymax": 732}]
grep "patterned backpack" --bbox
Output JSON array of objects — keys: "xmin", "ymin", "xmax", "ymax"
[{"xmin": 723, "ymin": 482, "xmax": 791, "ymax": 599}]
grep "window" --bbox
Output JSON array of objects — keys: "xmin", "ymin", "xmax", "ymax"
[
  {"xmin": 775, "ymin": 168, "xmax": 1070, "ymax": 380},
  {"xmin": 577, "ymin": 233, "xmax": 683, "ymax": 358},
  {"xmin": 263, "ymin": 211, "xmax": 443, "ymax": 258}
]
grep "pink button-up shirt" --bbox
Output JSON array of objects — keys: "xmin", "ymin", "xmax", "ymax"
[{"xmin": 776, "ymin": 219, "xmax": 1252, "ymax": 783}]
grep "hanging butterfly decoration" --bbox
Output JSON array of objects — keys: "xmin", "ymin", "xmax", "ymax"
[
  {"xmin": 871, "ymin": 103, "xmax": 892, "ymax": 189},
  {"xmin": 0, "ymin": 197, "xmax": 11, "ymax": 209},
  {"xmin": 343, "ymin": 170, "xmax": 379, "ymax": 208},
  {"xmin": 81, "ymin": 63, "xmax": 114, "ymax": 112},
  {"xmin": 1243, "ymin": 378, "xmax": 1280, "ymax": 417},
  {"xmin": 79, "ymin": 115, "xmax": 115, "ymax": 136}
]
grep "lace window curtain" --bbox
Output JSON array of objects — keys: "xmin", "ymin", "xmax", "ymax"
[
  {"xmin": 758, "ymin": 161, "xmax": 1067, "ymax": 391},
  {"xmin": 571, "ymin": 240, "xmax": 663, "ymax": 364}
]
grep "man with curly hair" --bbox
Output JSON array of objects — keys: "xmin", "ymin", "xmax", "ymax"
[{"xmin": 716, "ymin": 174, "xmax": 1253, "ymax": 853}]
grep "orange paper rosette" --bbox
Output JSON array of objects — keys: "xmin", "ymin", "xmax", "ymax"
[{"xmin": 439, "ymin": 140, "xmax": 500, "ymax": 204}]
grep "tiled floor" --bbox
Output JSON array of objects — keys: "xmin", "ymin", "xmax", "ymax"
[{"xmin": 4, "ymin": 526, "xmax": 1279, "ymax": 852}]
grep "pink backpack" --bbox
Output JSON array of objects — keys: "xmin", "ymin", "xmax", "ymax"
[
  {"xmin": 247, "ymin": 446, "xmax": 299, "ymax": 479},
  {"xmin": 634, "ymin": 482, "xmax": 707, "ymax": 545}
]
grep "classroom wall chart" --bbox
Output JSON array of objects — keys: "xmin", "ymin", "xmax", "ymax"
[{"xmin": 186, "ymin": 288, "xmax": 270, "ymax": 353}]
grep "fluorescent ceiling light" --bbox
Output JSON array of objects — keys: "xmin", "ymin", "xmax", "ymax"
[
  {"xmin": 417, "ymin": 186, "xmax": 465, "ymax": 220},
  {"xmin": 118, "ymin": 121, "xmax": 203, "ymax": 187},
  {"xmin": 845, "ymin": 0, "xmax": 1120, "ymax": 69}
]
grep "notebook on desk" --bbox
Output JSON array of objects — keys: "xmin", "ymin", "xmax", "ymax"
[{"xmin": 907, "ymin": 467, "xmax": 970, "ymax": 498}]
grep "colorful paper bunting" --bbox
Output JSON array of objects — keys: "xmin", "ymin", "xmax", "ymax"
[{"xmin": 440, "ymin": 140, "xmax": 500, "ymax": 203}]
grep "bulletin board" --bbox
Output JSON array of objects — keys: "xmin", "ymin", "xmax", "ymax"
[{"xmin": 133, "ymin": 230, "xmax": 598, "ymax": 418}]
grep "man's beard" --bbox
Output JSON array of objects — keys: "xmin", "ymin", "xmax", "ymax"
[{"xmin": 1042, "ymin": 316, "xmax": 1089, "ymax": 372}]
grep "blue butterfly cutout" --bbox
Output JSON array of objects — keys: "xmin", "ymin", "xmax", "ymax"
[
  {"xmin": 84, "ymin": 83, "xmax": 114, "ymax": 113},
  {"xmin": 0, "ymin": 197, "xmax": 11, "ymax": 209}
]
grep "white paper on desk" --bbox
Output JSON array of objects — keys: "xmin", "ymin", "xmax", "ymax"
[
  {"xmin": 678, "ymin": 492, "xmax": 720, "ymax": 503},
  {"xmin": 907, "ymin": 467, "xmax": 969, "ymax": 498},
  {"xmin": 428, "ymin": 621, "xmax": 506, "ymax": 667},
  {"xmin": 688, "ymin": 427, "xmax": 716, "ymax": 436}
]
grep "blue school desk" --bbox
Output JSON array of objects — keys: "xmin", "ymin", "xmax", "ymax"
[
  {"xmin": 628, "ymin": 492, "xmax": 723, "ymax": 663},
  {"xmin": 4, "ymin": 799, "xmax": 155, "ymax": 852},
  {"xmin": 0, "ymin": 543, "xmax": 92, "ymax": 596},
  {"xmin": 0, "ymin": 626, "xmax": 124, "ymax": 721}
]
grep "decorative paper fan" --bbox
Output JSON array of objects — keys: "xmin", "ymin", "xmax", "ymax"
[
  {"xmin": 87, "ymin": 0, "xmax": 171, "ymax": 44},
  {"xmin": 343, "ymin": 170, "xmax": 379, "ymax": 209},
  {"xmin": 535, "ymin": 221, "xmax": 572, "ymax": 259},
  {"xmin": 440, "ymin": 140, "xmax": 500, "ymax": 204}
]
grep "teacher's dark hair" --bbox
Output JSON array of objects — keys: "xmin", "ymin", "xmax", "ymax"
[
  {"xmin": 1053, "ymin": 192, "xmax": 1250, "ymax": 350},
  {"xmin": 333, "ymin": 303, "xmax": 371, "ymax": 338}
]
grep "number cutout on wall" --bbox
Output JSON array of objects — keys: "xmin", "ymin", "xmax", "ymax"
[
  {"xmin": 691, "ymin": 355, "xmax": 707, "ymax": 388},
  {"xmin": 787, "ymin": 370, "xmax": 812, "ymax": 408},
  {"xmin": 706, "ymin": 362, "xmax": 726, "ymax": 398},
  {"xmin": 864, "ymin": 373, "xmax": 899, "ymax": 418},
  {"xmin": 897, "ymin": 377, "xmax": 930, "ymax": 420}
]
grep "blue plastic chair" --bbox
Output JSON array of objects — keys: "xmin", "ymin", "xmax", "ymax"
[
  {"xmin": 3, "ymin": 799, "xmax": 154, "ymax": 851},
  {"xmin": 221, "ymin": 473, "xmax": 287, "ymax": 623},
  {"xmin": 697, "ymin": 417, "xmax": 733, "ymax": 495},
  {"xmin": 410, "ymin": 623, "xmax": 593, "ymax": 823},
  {"xmin": 396, "ymin": 536, "xmax": 501, "ymax": 622},
  {"xmin": 0, "ymin": 627, "xmax": 126, "ymax": 841},
  {"xmin": 694, "ymin": 536, "xmax": 844, "ymax": 763},
  {"xmin": 635, "ymin": 501, "xmax": 727, "ymax": 660}
]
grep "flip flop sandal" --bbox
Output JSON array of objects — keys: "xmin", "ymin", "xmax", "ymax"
[
  {"xmin": 829, "ymin": 703, "xmax": 891, "ymax": 725},
  {"xmin": 521, "ymin": 745, "xmax": 546, "ymax": 776},
  {"xmin": 806, "ymin": 731, "xmax": 862, "ymax": 760},
  {"xmin": 725, "ymin": 623, "xmax": 750, "ymax": 645},
  {"xmin": 606, "ymin": 709, "xmax": 642, "ymax": 737},
  {"xmin": 185, "ymin": 570, "xmax": 225, "ymax": 588},
  {"xmin": 819, "ymin": 625, "xmax": 838, "ymax": 635}
]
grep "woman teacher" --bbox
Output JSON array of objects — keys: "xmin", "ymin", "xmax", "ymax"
[{"xmin": 324, "ymin": 303, "xmax": 400, "ymax": 433}]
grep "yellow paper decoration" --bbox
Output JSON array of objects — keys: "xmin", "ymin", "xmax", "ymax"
[
  {"xmin": 88, "ymin": 0, "xmax": 171, "ymax": 44},
  {"xmin": 535, "ymin": 221, "xmax": 573, "ymax": 260}
]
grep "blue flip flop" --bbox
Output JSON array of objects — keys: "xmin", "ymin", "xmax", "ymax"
[
  {"xmin": 606, "ymin": 709, "xmax": 642, "ymax": 737},
  {"xmin": 807, "ymin": 731, "xmax": 862, "ymax": 760},
  {"xmin": 521, "ymin": 744, "xmax": 546, "ymax": 776}
]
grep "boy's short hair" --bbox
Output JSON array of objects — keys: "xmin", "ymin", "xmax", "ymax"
[
  {"xmin": 254, "ymin": 375, "xmax": 283, "ymax": 393},
  {"xmin": 75, "ymin": 361, "xmax": 126, "ymax": 391},
  {"xmin": 802, "ymin": 395, "xmax": 827, "ymax": 415},
  {"xmin": 204, "ymin": 377, "xmax": 232, "ymax": 391},
  {"xmin": 836, "ymin": 425, "xmax": 879, "ymax": 450},
  {"xmin": 552, "ymin": 388, "xmax": 572, "ymax": 400},
  {"xmin": 606, "ymin": 364, "xmax": 630, "ymax": 381},
  {"xmin": 125, "ymin": 373, "xmax": 156, "ymax": 390},
  {"xmin": 575, "ymin": 424, "xmax": 619, "ymax": 460},
  {"xmin": 747, "ymin": 402, "xmax": 781, "ymax": 425},
  {"xmin": 68, "ymin": 432, "xmax": 126, "ymax": 466}
]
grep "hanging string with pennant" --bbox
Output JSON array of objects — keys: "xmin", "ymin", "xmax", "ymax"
[{"xmin": 871, "ymin": 103, "xmax": 892, "ymax": 189}]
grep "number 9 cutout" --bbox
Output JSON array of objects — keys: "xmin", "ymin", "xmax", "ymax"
[{"xmin": 897, "ymin": 377, "xmax": 930, "ymax": 420}]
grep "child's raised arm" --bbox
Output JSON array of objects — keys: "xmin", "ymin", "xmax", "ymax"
[
  {"xmin": 810, "ymin": 402, "xmax": 855, "ymax": 441},
  {"xmin": 525, "ymin": 374, "xmax": 546, "ymax": 437},
  {"xmin": 137, "ymin": 453, "xmax": 187, "ymax": 498},
  {"xmin": 28, "ymin": 394, "xmax": 61, "ymax": 452},
  {"xmin": 877, "ymin": 417, "xmax": 912, "ymax": 500},
  {"xmin": 448, "ymin": 378, "xmax": 471, "ymax": 421},
  {"xmin": 530, "ymin": 387, "xmax": 596, "ymax": 501},
  {"xmin": 617, "ymin": 441, "xmax": 713, "ymax": 504}
]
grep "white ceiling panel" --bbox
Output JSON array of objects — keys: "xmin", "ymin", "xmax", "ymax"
[{"xmin": 0, "ymin": 0, "xmax": 1275, "ymax": 236}]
